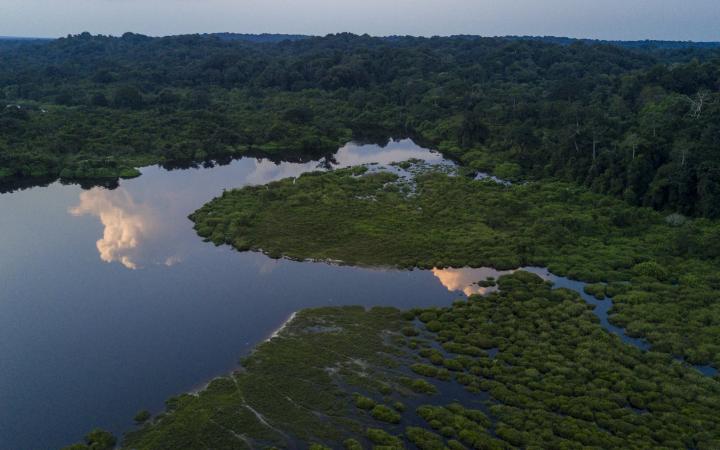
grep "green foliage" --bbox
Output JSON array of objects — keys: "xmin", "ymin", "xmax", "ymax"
[
  {"xmin": 82, "ymin": 272, "xmax": 720, "ymax": 449},
  {"xmin": 45, "ymin": 33, "xmax": 720, "ymax": 449},
  {"xmin": 133, "ymin": 409, "xmax": 151, "ymax": 424},
  {"xmin": 632, "ymin": 260, "xmax": 669, "ymax": 280},
  {"xmin": 409, "ymin": 379, "xmax": 438, "ymax": 395},
  {"xmin": 405, "ymin": 427, "xmax": 446, "ymax": 450},
  {"xmin": 191, "ymin": 168, "xmax": 720, "ymax": 366},
  {"xmin": 492, "ymin": 162, "xmax": 521, "ymax": 180},
  {"xmin": 61, "ymin": 428, "xmax": 117, "ymax": 450},
  {"xmin": 122, "ymin": 307, "xmax": 406, "ymax": 449},
  {"xmin": 3, "ymin": 33, "xmax": 720, "ymax": 217},
  {"xmin": 309, "ymin": 444, "xmax": 332, "ymax": 450},
  {"xmin": 583, "ymin": 283, "xmax": 607, "ymax": 299},
  {"xmin": 354, "ymin": 394, "xmax": 377, "ymax": 410},
  {"xmin": 366, "ymin": 428, "xmax": 403, "ymax": 448},
  {"xmin": 371, "ymin": 405, "xmax": 402, "ymax": 424},
  {"xmin": 411, "ymin": 364, "xmax": 440, "ymax": 378},
  {"xmin": 343, "ymin": 438, "xmax": 363, "ymax": 450},
  {"xmin": 401, "ymin": 326, "xmax": 419, "ymax": 337}
]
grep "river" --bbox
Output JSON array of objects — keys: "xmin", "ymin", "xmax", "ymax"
[
  {"xmin": 0, "ymin": 139, "xmax": 713, "ymax": 450},
  {"xmin": 0, "ymin": 140, "xmax": 471, "ymax": 449}
]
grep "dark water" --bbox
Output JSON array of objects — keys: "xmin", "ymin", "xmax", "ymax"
[
  {"xmin": 0, "ymin": 140, "xmax": 713, "ymax": 449},
  {"xmin": 0, "ymin": 140, "xmax": 465, "ymax": 450}
]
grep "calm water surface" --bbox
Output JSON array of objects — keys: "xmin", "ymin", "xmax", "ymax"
[
  {"xmin": 0, "ymin": 140, "xmax": 474, "ymax": 450},
  {"xmin": 1, "ymin": 140, "xmax": 711, "ymax": 449}
]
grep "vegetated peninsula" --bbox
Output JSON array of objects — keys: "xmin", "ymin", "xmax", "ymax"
[{"xmin": 192, "ymin": 166, "xmax": 720, "ymax": 369}]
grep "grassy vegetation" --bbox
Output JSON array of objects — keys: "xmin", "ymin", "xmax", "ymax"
[
  {"xmin": 191, "ymin": 166, "xmax": 720, "ymax": 367},
  {"xmin": 73, "ymin": 272, "xmax": 720, "ymax": 448},
  {"xmin": 118, "ymin": 306, "xmax": 409, "ymax": 449},
  {"xmin": 406, "ymin": 272, "xmax": 720, "ymax": 448}
]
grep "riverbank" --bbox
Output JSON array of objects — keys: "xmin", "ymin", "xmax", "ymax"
[{"xmin": 84, "ymin": 272, "xmax": 720, "ymax": 449}]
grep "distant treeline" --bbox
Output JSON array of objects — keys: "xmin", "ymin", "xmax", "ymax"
[{"xmin": 1, "ymin": 32, "xmax": 720, "ymax": 216}]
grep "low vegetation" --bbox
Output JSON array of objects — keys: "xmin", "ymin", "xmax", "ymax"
[
  {"xmin": 73, "ymin": 272, "xmax": 720, "ymax": 448},
  {"xmin": 117, "ymin": 306, "xmax": 409, "ymax": 449},
  {"xmin": 191, "ymin": 166, "xmax": 720, "ymax": 367}
]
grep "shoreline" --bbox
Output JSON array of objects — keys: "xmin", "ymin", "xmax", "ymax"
[
  {"xmin": 265, "ymin": 311, "xmax": 298, "ymax": 342},
  {"xmin": 186, "ymin": 311, "xmax": 300, "ymax": 397}
]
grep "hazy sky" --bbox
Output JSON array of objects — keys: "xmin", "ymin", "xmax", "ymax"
[{"xmin": 1, "ymin": 0, "xmax": 719, "ymax": 41}]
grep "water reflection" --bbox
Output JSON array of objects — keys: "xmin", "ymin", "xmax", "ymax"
[
  {"xmin": 243, "ymin": 139, "xmax": 450, "ymax": 185},
  {"xmin": 1, "ymin": 139, "xmax": 476, "ymax": 450},
  {"xmin": 69, "ymin": 188, "xmax": 156, "ymax": 270},
  {"xmin": 70, "ymin": 139, "xmax": 451, "ymax": 270},
  {"xmin": 432, "ymin": 267, "xmax": 513, "ymax": 296}
]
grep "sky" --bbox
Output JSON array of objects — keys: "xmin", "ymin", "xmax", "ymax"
[{"xmin": 1, "ymin": 0, "xmax": 719, "ymax": 41}]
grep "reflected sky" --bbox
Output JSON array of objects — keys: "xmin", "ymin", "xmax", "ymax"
[
  {"xmin": 70, "ymin": 189, "xmax": 157, "ymax": 269},
  {"xmin": 243, "ymin": 139, "xmax": 450, "ymax": 184},
  {"xmin": 432, "ymin": 267, "xmax": 510, "ymax": 296},
  {"xmin": 69, "ymin": 139, "xmax": 448, "ymax": 271},
  {"xmin": 0, "ymin": 139, "xmax": 687, "ymax": 449},
  {"xmin": 0, "ymin": 139, "xmax": 476, "ymax": 450}
]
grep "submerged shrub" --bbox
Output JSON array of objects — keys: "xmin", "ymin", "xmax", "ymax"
[
  {"xmin": 410, "ymin": 379, "xmax": 438, "ymax": 394},
  {"xmin": 402, "ymin": 326, "xmax": 420, "ymax": 337},
  {"xmin": 366, "ymin": 428, "xmax": 403, "ymax": 447},
  {"xmin": 406, "ymin": 426, "xmax": 446, "ymax": 450},
  {"xmin": 354, "ymin": 394, "xmax": 377, "ymax": 410},
  {"xmin": 343, "ymin": 438, "xmax": 363, "ymax": 450},
  {"xmin": 133, "ymin": 409, "xmax": 151, "ymax": 424},
  {"xmin": 371, "ymin": 404, "xmax": 402, "ymax": 423}
]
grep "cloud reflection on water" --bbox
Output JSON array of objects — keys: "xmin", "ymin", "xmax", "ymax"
[
  {"xmin": 69, "ymin": 188, "xmax": 156, "ymax": 270},
  {"xmin": 69, "ymin": 140, "xmax": 450, "ymax": 270},
  {"xmin": 432, "ymin": 267, "xmax": 513, "ymax": 296},
  {"xmin": 243, "ymin": 139, "xmax": 447, "ymax": 185}
]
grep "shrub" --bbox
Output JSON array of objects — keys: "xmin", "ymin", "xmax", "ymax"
[
  {"xmin": 426, "ymin": 320, "xmax": 443, "ymax": 332},
  {"xmin": 411, "ymin": 379, "xmax": 438, "ymax": 394},
  {"xmin": 309, "ymin": 444, "xmax": 332, "ymax": 450},
  {"xmin": 443, "ymin": 358, "xmax": 465, "ymax": 371},
  {"xmin": 133, "ymin": 409, "xmax": 151, "ymax": 424},
  {"xmin": 406, "ymin": 426, "xmax": 446, "ymax": 450},
  {"xmin": 632, "ymin": 261, "xmax": 668, "ymax": 280},
  {"xmin": 583, "ymin": 283, "xmax": 606, "ymax": 300},
  {"xmin": 366, "ymin": 428, "xmax": 403, "ymax": 447},
  {"xmin": 354, "ymin": 394, "xmax": 376, "ymax": 410},
  {"xmin": 371, "ymin": 405, "xmax": 402, "ymax": 423},
  {"xmin": 343, "ymin": 438, "xmax": 363, "ymax": 450},
  {"xmin": 402, "ymin": 326, "xmax": 420, "ymax": 336},
  {"xmin": 412, "ymin": 364, "xmax": 439, "ymax": 377}
]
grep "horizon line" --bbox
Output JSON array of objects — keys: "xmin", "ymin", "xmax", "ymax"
[{"xmin": 3, "ymin": 32, "xmax": 720, "ymax": 44}]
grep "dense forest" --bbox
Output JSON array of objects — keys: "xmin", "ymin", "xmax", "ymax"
[{"xmin": 1, "ymin": 33, "xmax": 720, "ymax": 216}]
